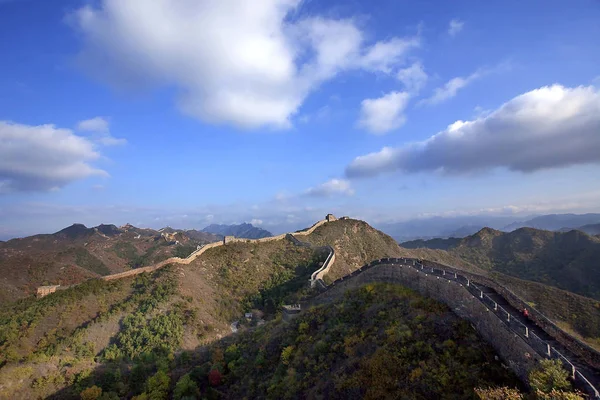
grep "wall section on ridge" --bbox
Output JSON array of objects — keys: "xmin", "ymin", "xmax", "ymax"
[{"xmin": 311, "ymin": 264, "xmax": 541, "ymax": 383}]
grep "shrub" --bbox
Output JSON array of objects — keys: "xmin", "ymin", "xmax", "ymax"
[
  {"xmin": 208, "ymin": 369, "xmax": 222, "ymax": 387},
  {"xmin": 475, "ymin": 387, "xmax": 523, "ymax": 400},
  {"xmin": 145, "ymin": 370, "xmax": 170, "ymax": 400},
  {"xmin": 173, "ymin": 374, "xmax": 200, "ymax": 400},
  {"xmin": 80, "ymin": 385, "xmax": 103, "ymax": 400},
  {"xmin": 529, "ymin": 359, "xmax": 571, "ymax": 393}
]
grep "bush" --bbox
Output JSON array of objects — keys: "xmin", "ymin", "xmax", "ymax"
[
  {"xmin": 173, "ymin": 374, "xmax": 200, "ymax": 400},
  {"xmin": 145, "ymin": 370, "xmax": 170, "ymax": 400},
  {"xmin": 529, "ymin": 359, "xmax": 571, "ymax": 393},
  {"xmin": 208, "ymin": 369, "xmax": 222, "ymax": 387},
  {"xmin": 80, "ymin": 385, "xmax": 103, "ymax": 400},
  {"xmin": 475, "ymin": 387, "xmax": 523, "ymax": 400}
]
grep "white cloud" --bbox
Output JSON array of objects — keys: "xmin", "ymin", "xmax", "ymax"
[
  {"xmin": 396, "ymin": 62, "xmax": 428, "ymax": 93},
  {"xmin": 0, "ymin": 121, "xmax": 107, "ymax": 193},
  {"xmin": 76, "ymin": 116, "xmax": 126, "ymax": 146},
  {"xmin": 346, "ymin": 85, "xmax": 600, "ymax": 177},
  {"xmin": 304, "ymin": 179, "xmax": 354, "ymax": 197},
  {"xmin": 448, "ymin": 19, "xmax": 464, "ymax": 37},
  {"xmin": 77, "ymin": 116, "xmax": 109, "ymax": 132},
  {"xmin": 71, "ymin": 0, "xmax": 419, "ymax": 129},
  {"xmin": 421, "ymin": 70, "xmax": 481, "ymax": 105},
  {"xmin": 358, "ymin": 91, "xmax": 410, "ymax": 134},
  {"xmin": 250, "ymin": 218, "xmax": 263, "ymax": 226},
  {"xmin": 358, "ymin": 37, "xmax": 420, "ymax": 73}
]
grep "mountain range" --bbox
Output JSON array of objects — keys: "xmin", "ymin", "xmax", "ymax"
[
  {"xmin": 0, "ymin": 223, "xmax": 220, "ymax": 304},
  {"xmin": 401, "ymin": 226, "xmax": 600, "ymax": 301},
  {"xmin": 378, "ymin": 213, "xmax": 600, "ymax": 241},
  {"xmin": 201, "ymin": 222, "xmax": 273, "ymax": 239}
]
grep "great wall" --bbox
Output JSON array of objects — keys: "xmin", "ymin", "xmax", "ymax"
[
  {"xmin": 99, "ymin": 213, "xmax": 339, "ymax": 282},
  {"xmin": 34, "ymin": 214, "xmax": 600, "ymax": 397},
  {"xmin": 309, "ymin": 257, "xmax": 600, "ymax": 399}
]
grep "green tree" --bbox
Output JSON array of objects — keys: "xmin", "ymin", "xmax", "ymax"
[
  {"xmin": 475, "ymin": 387, "xmax": 523, "ymax": 400},
  {"xmin": 529, "ymin": 359, "xmax": 571, "ymax": 393},
  {"xmin": 145, "ymin": 370, "xmax": 170, "ymax": 400},
  {"xmin": 281, "ymin": 345, "xmax": 294, "ymax": 365},
  {"xmin": 80, "ymin": 385, "xmax": 102, "ymax": 400},
  {"xmin": 173, "ymin": 374, "xmax": 200, "ymax": 400}
]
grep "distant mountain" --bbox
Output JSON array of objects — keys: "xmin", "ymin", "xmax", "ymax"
[
  {"xmin": 0, "ymin": 222, "xmax": 219, "ymax": 304},
  {"xmin": 441, "ymin": 224, "xmax": 485, "ymax": 238},
  {"xmin": 576, "ymin": 223, "xmax": 600, "ymax": 236},
  {"xmin": 502, "ymin": 213, "xmax": 600, "ymax": 232},
  {"xmin": 401, "ymin": 237, "xmax": 461, "ymax": 250},
  {"xmin": 400, "ymin": 226, "xmax": 600, "ymax": 301},
  {"xmin": 201, "ymin": 222, "xmax": 272, "ymax": 239},
  {"xmin": 375, "ymin": 216, "xmax": 520, "ymax": 242}
]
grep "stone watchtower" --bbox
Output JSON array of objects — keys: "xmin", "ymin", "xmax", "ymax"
[
  {"xmin": 326, "ymin": 214, "xmax": 337, "ymax": 222},
  {"xmin": 36, "ymin": 285, "xmax": 60, "ymax": 298},
  {"xmin": 223, "ymin": 235, "xmax": 235, "ymax": 244}
]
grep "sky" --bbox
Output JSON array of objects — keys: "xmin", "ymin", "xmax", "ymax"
[{"xmin": 1, "ymin": 0, "xmax": 600, "ymax": 239}]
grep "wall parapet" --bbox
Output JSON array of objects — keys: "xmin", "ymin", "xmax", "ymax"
[
  {"xmin": 314, "ymin": 257, "xmax": 600, "ymax": 399},
  {"xmin": 98, "ymin": 215, "xmax": 337, "ymax": 283}
]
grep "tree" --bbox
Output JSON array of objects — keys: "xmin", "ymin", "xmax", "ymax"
[
  {"xmin": 474, "ymin": 387, "xmax": 523, "ymax": 400},
  {"xmin": 535, "ymin": 389, "xmax": 584, "ymax": 400},
  {"xmin": 80, "ymin": 385, "xmax": 102, "ymax": 400},
  {"xmin": 208, "ymin": 369, "xmax": 222, "ymax": 387},
  {"xmin": 529, "ymin": 359, "xmax": 571, "ymax": 394},
  {"xmin": 145, "ymin": 370, "xmax": 170, "ymax": 400},
  {"xmin": 173, "ymin": 374, "xmax": 200, "ymax": 400}
]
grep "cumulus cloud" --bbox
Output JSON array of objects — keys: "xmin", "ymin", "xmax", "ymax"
[
  {"xmin": 304, "ymin": 179, "xmax": 354, "ymax": 197},
  {"xmin": 396, "ymin": 62, "xmax": 428, "ymax": 93},
  {"xmin": 76, "ymin": 116, "xmax": 126, "ymax": 145},
  {"xmin": 70, "ymin": 0, "xmax": 419, "ymax": 129},
  {"xmin": 358, "ymin": 91, "xmax": 410, "ymax": 134},
  {"xmin": 0, "ymin": 121, "xmax": 107, "ymax": 193},
  {"xmin": 346, "ymin": 85, "xmax": 600, "ymax": 177},
  {"xmin": 250, "ymin": 218, "xmax": 263, "ymax": 226},
  {"xmin": 448, "ymin": 19, "xmax": 464, "ymax": 37}
]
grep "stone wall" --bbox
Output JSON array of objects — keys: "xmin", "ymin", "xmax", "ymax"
[
  {"xmin": 419, "ymin": 260, "xmax": 600, "ymax": 370},
  {"xmin": 100, "ymin": 215, "xmax": 336, "ymax": 282},
  {"xmin": 311, "ymin": 259, "xmax": 600, "ymax": 399},
  {"xmin": 311, "ymin": 263, "xmax": 541, "ymax": 382}
]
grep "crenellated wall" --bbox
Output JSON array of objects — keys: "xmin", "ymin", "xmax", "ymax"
[
  {"xmin": 311, "ymin": 258, "xmax": 600, "ymax": 399},
  {"xmin": 100, "ymin": 216, "xmax": 335, "ymax": 282}
]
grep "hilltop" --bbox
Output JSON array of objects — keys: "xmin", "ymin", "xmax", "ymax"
[
  {"xmin": 201, "ymin": 223, "xmax": 272, "ymax": 239},
  {"xmin": 296, "ymin": 218, "xmax": 402, "ymax": 282},
  {"xmin": 0, "ymin": 223, "xmax": 219, "ymax": 304}
]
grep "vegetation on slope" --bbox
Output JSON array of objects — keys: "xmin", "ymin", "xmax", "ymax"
[
  {"xmin": 39, "ymin": 283, "xmax": 525, "ymax": 399},
  {"xmin": 450, "ymin": 228, "xmax": 600, "ymax": 300},
  {"xmin": 399, "ymin": 229, "xmax": 600, "ymax": 349},
  {"xmin": 183, "ymin": 238, "xmax": 326, "ymax": 321},
  {"xmin": 0, "ymin": 235, "xmax": 327, "ymax": 399}
]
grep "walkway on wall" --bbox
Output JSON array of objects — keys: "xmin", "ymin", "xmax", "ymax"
[{"xmin": 318, "ymin": 258, "xmax": 600, "ymax": 399}]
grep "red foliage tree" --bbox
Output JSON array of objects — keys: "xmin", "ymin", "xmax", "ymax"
[{"xmin": 208, "ymin": 369, "xmax": 222, "ymax": 387}]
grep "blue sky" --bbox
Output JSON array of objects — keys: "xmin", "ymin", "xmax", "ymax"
[{"xmin": 1, "ymin": 0, "xmax": 600, "ymax": 239}]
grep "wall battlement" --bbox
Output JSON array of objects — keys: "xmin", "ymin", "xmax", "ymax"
[
  {"xmin": 99, "ymin": 215, "xmax": 337, "ymax": 282},
  {"xmin": 312, "ymin": 258, "xmax": 600, "ymax": 399}
]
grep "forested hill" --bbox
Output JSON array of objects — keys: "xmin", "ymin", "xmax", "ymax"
[{"xmin": 401, "ymin": 227, "xmax": 600, "ymax": 301}]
